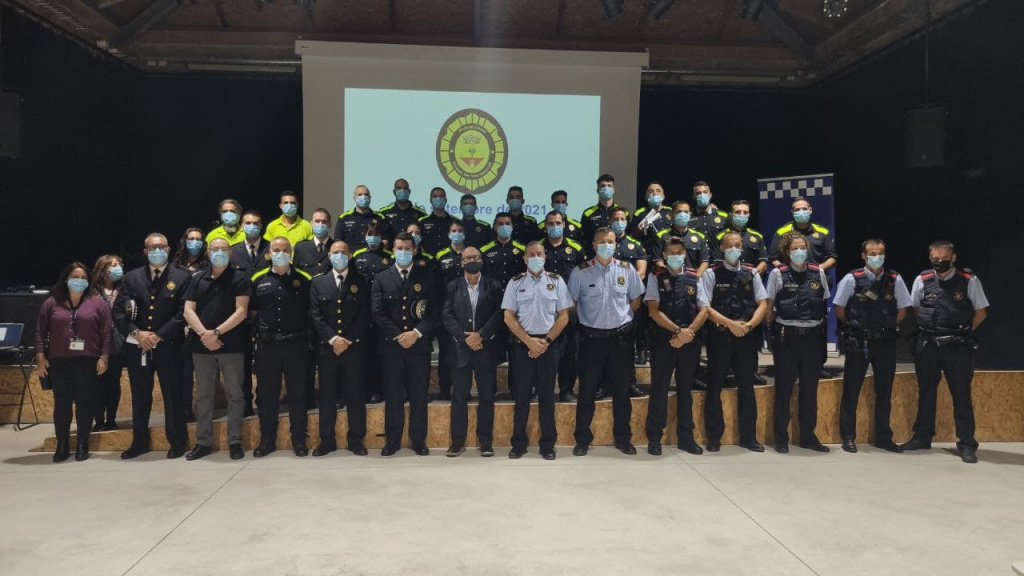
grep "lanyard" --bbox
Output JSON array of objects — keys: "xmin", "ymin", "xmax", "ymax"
[{"xmin": 68, "ymin": 298, "xmax": 82, "ymax": 339}]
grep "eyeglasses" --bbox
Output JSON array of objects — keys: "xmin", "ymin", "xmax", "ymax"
[
  {"xmin": 146, "ymin": 244, "xmax": 169, "ymax": 251},
  {"xmin": 462, "ymin": 256, "xmax": 482, "ymax": 262}
]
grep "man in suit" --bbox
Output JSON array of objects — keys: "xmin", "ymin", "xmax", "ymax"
[
  {"xmin": 441, "ymin": 246, "xmax": 505, "ymax": 457},
  {"xmin": 371, "ymin": 232, "xmax": 442, "ymax": 456},
  {"xmin": 309, "ymin": 241, "xmax": 371, "ymax": 456},
  {"xmin": 293, "ymin": 208, "xmax": 335, "ymax": 409},
  {"xmin": 113, "ymin": 232, "xmax": 192, "ymax": 459},
  {"xmin": 227, "ymin": 209, "xmax": 268, "ymax": 417}
]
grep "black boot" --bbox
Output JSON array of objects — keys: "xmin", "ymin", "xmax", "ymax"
[
  {"xmin": 75, "ymin": 437, "xmax": 90, "ymax": 462},
  {"xmin": 53, "ymin": 438, "xmax": 71, "ymax": 463}
]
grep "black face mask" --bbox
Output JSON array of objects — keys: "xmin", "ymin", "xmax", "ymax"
[
  {"xmin": 931, "ymin": 259, "xmax": 953, "ymax": 273},
  {"xmin": 463, "ymin": 261, "xmax": 483, "ymax": 274}
]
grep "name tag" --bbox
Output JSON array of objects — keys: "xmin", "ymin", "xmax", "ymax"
[
  {"xmin": 69, "ymin": 339, "xmax": 85, "ymax": 351},
  {"xmin": 863, "ymin": 290, "xmax": 879, "ymax": 301}
]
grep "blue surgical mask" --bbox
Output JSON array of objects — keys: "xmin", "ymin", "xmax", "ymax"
[
  {"xmin": 596, "ymin": 243, "xmax": 615, "ymax": 259},
  {"xmin": 271, "ymin": 251, "xmax": 291, "ymax": 267},
  {"xmin": 461, "ymin": 204, "xmax": 476, "ymax": 218},
  {"xmin": 696, "ymin": 193, "xmax": 711, "ymax": 208},
  {"xmin": 546, "ymin": 225, "xmax": 563, "ymax": 239},
  {"xmin": 496, "ymin": 225, "xmax": 512, "ymax": 240},
  {"xmin": 108, "ymin": 265, "xmax": 124, "ymax": 282},
  {"xmin": 394, "ymin": 188, "xmax": 410, "ymax": 202},
  {"xmin": 411, "ymin": 233, "xmax": 422, "ymax": 247},
  {"xmin": 508, "ymin": 198, "xmax": 523, "ymax": 212},
  {"xmin": 221, "ymin": 211, "xmax": 239, "ymax": 226},
  {"xmin": 793, "ymin": 209, "xmax": 811, "ymax": 224},
  {"xmin": 666, "ymin": 254, "xmax": 686, "ymax": 270},
  {"xmin": 186, "ymin": 239, "xmax": 204, "ymax": 256},
  {"xmin": 67, "ymin": 278, "xmax": 89, "ymax": 293},
  {"xmin": 355, "ymin": 196, "xmax": 371, "ymax": 209},
  {"xmin": 365, "ymin": 236, "xmax": 381, "ymax": 249},
  {"xmin": 395, "ymin": 249, "xmax": 413, "ymax": 267},
  {"xmin": 449, "ymin": 232, "xmax": 465, "ymax": 245},
  {"xmin": 648, "ymin": 194, "xmax": 663, "ymax": 207},
  {"xmin": 866, "ymin": 255, "xmax": 885, "ymax": 269},
  {"xmin": 789, "ymin": 249, "xmax": 808, "ymax": 265},
  {"xmin": 313, "ymin": 223, "xmax": 330, "ymax": 238},
  {"xmin": 430, "ymin": 197, "xmax": 447, "ymax": 210},
  {"xmin": 281, "ymin": 204, "xmax": 298, "ymax": 218},
  {"xmin": 611, "ymin": 221, "xmax": 627, "ymax": 235},
  {"xmin": 598, "ymin": 186, "xmax": 614, "ymax": 201},
  {"xmin": 527, "ymin": 256, "xmax": 545, "ymax": 274},
  {"xmin": 674, "ymin": 212, "xmax": 690, "ymax": 228},
  {"xmin": 210, "ymin": 250, "xmax": 230, "ymax": 268},
  {"xmin": 553, "ymin": 203, "xmax": 567, "ymax": 214},
  {"xmin": 731, "ymin": 214, "xmax": 749, "ymax": 228},
  {"xmin": 147, "ymin": 249, "xmax": 168, "ymax": 266},
  {"xmin": 330, "ymin": 253, "xmax": 349, "ymax": 270},
  {"xmin": 724, "ymin": 247, "xmax": 743, "ymax": 264},
  {"xmin": 243, "ymin": 223, "xmax": 261, "ymax": 239}
]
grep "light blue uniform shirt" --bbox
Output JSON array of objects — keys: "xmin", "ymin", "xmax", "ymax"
[
  {"xmin": 568, "ymin": 258, "xmax": 645, "ymax": 329},
  {"xmin": 910, "ymin": 267, "xmax": 989, "ymax": 310},
  {"xmin": 833, "ymin": 268, "xmax": 912, "ymax": 309},
  {"xmin": 501, "ymin": 271, "xmax": 573, "ymax": 334},
  {"xmin": 766, "ymin": 265, "xmax": 831, "ymax": 327}
]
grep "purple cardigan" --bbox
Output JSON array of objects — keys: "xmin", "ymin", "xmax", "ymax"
[{"xmin": 35, "ymin": 295, "xmax": 112, "ymax": 359}]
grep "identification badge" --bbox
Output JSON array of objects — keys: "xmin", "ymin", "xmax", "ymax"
[
  {"xmin": 863, "ymin": 290, "xmax": 879, "ymax": 301},
  {"xmin": 69, "ymin": 338, "xmax": 85, "ymax": 351}
]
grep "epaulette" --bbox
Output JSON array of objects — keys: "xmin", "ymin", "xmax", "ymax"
[
  {"xmin": 435, "ymin": 247, "xmax": 452, "ymax": 258},
  {"xmin": 567, "ymin": 217, "xmax": 583, "ymax": 227},
  {"xmin": 748, "ymin": 229, "xmax": 764, "ymax": 238},
  {"xmin": 251, "ymin": 268, "xmax": 271, "ymax": 281},
  {"xmin": 480, "ymin": 241, "xmax": 497, "ymax": 252},
  {"xmin": 692, "ymin": 229, "xmax": 707, "ymax": 239},
  {"xmin": 775, "ymin": 223, "xmax": 795, "ymax": 235},
  {"xmin": 383, "ymin": 249, "xmax": 395, "ymax": 257},
  {"xmin": 959, "ymin": 269, "xmax": 973, "ymax": 278},
  {"xmin": 352, "ymin": 247, "xmax": 368, "ymax": 257},
  {"xmin": 656, "ymin": 228, "xmax": 671, "ymax": 238},
  {"xmin": 512, "ymin": 241, "xmax": 526, "ymax": 250},
  {"xmin": 717, "ymin": 209, "xmax": 729, "ymax": 218},
  {"xmin": 715, "ymin": 230, "xmax": 726, "ymax": 240},
  {"xmin": 624, "ymin": 235, "xmax": 642, "ymax": 245},
  {"xmin": 887, "ymin": 270, "xmax": 899, "ymax": 278},
  {"xmin": 476, "ymin": 218, "xmax": 491, "ymax": 227},
  {"xmin": 807, "ymin": 263, "xmax": 821, "ymax": 272},
  {"xmin": 853, "ymin": 269, "xmax": 867, "ymax": 277},
  {"xmin": 547, "ymin": 272, "xmax": 561, "ymax": 281},
  {"xmin": 419, "ymin": 252, "xmax": 435, "ymax": 260},
  {"xmin": 295, "ymin": 269, "xmax": 313, "ymax": 280},
  {"xmin": 512, "ymin": 273, "xmax": 526, "ymax": 281},
  {"xmin": 566, "ymin": 238, "xmax": 583, "ymax": 251},
  {"xmin": 523, "ymin": 214, "xmax": 537, "ymax": 223},
  {"xmin": 684, "ymin": 269, "xmax": 700, "ymax": 277},
  {"xmin": 578, "ymin": 260, "xmax": 593, "ymax": 270},
  {"xmin": 633, "ymin": 207, "xmax": 646, "ymax": 217},
  {"xmin": 740, "ymin": 263, "xmax": 755, "ymax": 271},
  {"xmin": 379, "ymin": 203, "xmax": 395, "ymax": 212},
  {"xmin": 778, "ymin": 265, "xmax": 790, "ymax": 273},
  {"xmin": 338, "ymin": 209, "xmax": 354, "ymax": 219},
  {"xmin": 583, "ymin": 205, "xmax": 599, "ymax": 218},
  {"xmin": 618, "ymin": 260, "xmax": 631, "ymax": 269},
  {"xmin": 811, "ymin": 223, "xmax": 830, "ymax": 235},
  {"xmin": 417, "ymin": 214, "xmax": 431, "ymax": 221},
  {"xmin": 919, "ymin": 270, "xmax": 935, "ymax": 280},
  {"xmin": 311, "ymin": 271, "xmax": 327, "ymax": 279}
]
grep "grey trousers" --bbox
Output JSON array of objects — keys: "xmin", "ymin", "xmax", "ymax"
[{"xmin": 193, "ymin": 352, "xmax": 245, "ymax": 447}]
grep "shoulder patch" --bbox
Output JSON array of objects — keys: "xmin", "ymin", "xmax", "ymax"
[
  {"xmin": 779, "ymin": 265, "xmax": 790, "ymax": 273},
  {"xmin": 887, "ymin": 271, "xmax": 899, "ymax": 278},
  {"xmin": 959, "ymin": 268, "xmax": 974, "ymax": 277}
]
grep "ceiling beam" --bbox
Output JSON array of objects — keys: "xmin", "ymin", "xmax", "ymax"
[
  {"xmin": 749, "ymin": 0, "xmax": 813, "ymax": 61},
  {"xmin": 117, "ymin": 0, "xmax": 178, "ymax": 42}
]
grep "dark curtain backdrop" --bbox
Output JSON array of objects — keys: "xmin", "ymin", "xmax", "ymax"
[{"xmin": 2, "ymin": 1, "xmax": 1021, "ymax": 366}]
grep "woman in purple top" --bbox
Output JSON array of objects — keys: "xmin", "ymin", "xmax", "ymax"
[{"xmin": 35, "ymin": 262, "xmax": 111, "ymax": 463}]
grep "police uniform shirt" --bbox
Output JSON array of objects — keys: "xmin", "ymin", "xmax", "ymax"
[
  {"xmin": 542, "ymin": 237, "xmax": 585, "ymax": 279},
  {"xmin": 263, "ymin": 216, "xmax": 314, "ymax": 245},
  {"xmin": 460, "ymin": 217, "xmax": 494, "ymax": 248},
  {"xmin": 580, "ymin": 203, "xmax": 614, "ymax": 244},
  {"xmin": 413, "ymin": 250, "xmax": 436, "ymax": 272},
  {"xmin": 481, "ymin": 239, "xmax": 527, "ymax": 289},
  {"xmin": 292, "ymin": 237, "xmax": 333, "ymax": 278},
  {"xmin": 435, "ymin": 246, "xmax": 465, "ymax": 284},
  {"xmin": 700, "ymin": 261, "xmax": 769, "ymax": 305},
  {"xmin": 768, "ymin": 221, "xmax": 837, "ymax": 265},
  {"xmin": 568, "ymin": 259, "xmax": 645, "ymax": 329},
  {"xmin": 334, "ymin": 209, "xmax": 386, "ymax": 250},
  {"xmin": 509, "ymin": 212, "xmax": 541, "ymax": 244},
  {"xmin": 690, "ymin": 207, "xmax": 729, "ymax": 240},
  {"xmin": 206, "ymin": 226, "xmax": 246, "ymax": 246},
  {"xmin": 418, "ymin": 212, "xmax": 457, "ymax": 255},
  {"xmin": 538, "ymin": 217, "xmax": 584, "ymax": 243},
  {"xmin": 352, "ymin": 247, "xmax": 393, "ymax": 284},
  {"xmin": 652, "ymin": 227, "xmax": 710, "ymax": 268},
  {"xmin": 380, "ymin": 203, "xmax": 427, "ymax": 239},
  {"xmin": 910, "ymin": 267, "xmax": 989, "ymax": 310},
  {"xmin": 834, "ymin": 269, "xmax": 912, "ymax": 309},
  {"xmin": 766, "ymin": 266, "xmax": 831, "ymax": 327},
  {"xmin": 614, "ymin": 235, "xmax": 647, "ymax": 269},
  {"xmin": 645, "ymin": 269, "xmax": 711, "ymax": 307},
  {"xmin": 250, "ymin": 266, "xmax": 312, "ymax": 334},
  {"xmin": 712, "ymin": 227, "xmax": 768, "ymax": 266},
  {"xmin": 500, "ymin": 271, "xmax": 573, "ymax": 334}
]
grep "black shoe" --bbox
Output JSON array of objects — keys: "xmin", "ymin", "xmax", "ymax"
[
  {"xmin": 559, "ymin": 390, "xmax": 578, "ymax": 402},
  {"xmin": 572, "ymin": 443, "xmax": 589, "ymax": 456},
  {"xmin": 679, "ymin": 441, "xmax": 704, "ymax": 455},
  {"xmin": 243, "ymin": 406, "xmax": 255, "ymax": 418},
  {"xmin": 293, "ymin": 442, "xmax": 309, "ymax": 457},
  {"xmin": 873, "ymin": 439, "xmax": 903, "ymax": 453},
  {"xmin": 334, "ymin": 400, "xmax": 345, "ymax": 411},
  {"xmin": 706, "ymin": 441, "xmax": 721, "ymax": 453},
  {"xmin": 841, "ymin": 438, "xmax": 858, "ymax": 453},
  {"xmin": 74, "ymin": 439, "xmax": 91, "ymax": 461},
  {"xmin": 800, "ymin": 441, "xmax": 831, "ymax": 453},
  {"xmin": 381, "ymin": 446, "xmax": 398, "ymax": 457},
  {"xmin": 446, "ymin": 443, "xmax": 466, "ymax": 457},
  {"xmin": 692, "ymin": 379, "xmax": 708, "ymax": 391},
  {"xmin": 647, "ymin": 442, "xmax": 662, "ymax": 456},
  {"xmin": 184, "ymin": 410, "xmax": 196, "ymax": 424},
  {"xmin": 594, "ymin": 389, "xmax": 606, "ymax": 401},
  {"xmin": 439, "ymin": 390, "xmax": 451, "ymax": 401},
  {"xmin": 480, "ymin": 444, "xmax": 495, "ymax": 457},
  {"xmin": 229, "ymin": 444, "xmax": 244, "ymax": 460},
  {"xmin": 615, "ymin": 441, "xmax": 637, "ymax": 455},
  {"xmin": 508, "ymin": 447, "xmax": 526, "ymax": 459},
  {"xmin": 414, "ymin": 445, "xmax": 430, "ymax": 456},
  {"xmin": 368, "ymin": 394, "xmax": 383, "ymax": 404},
  {"xmin": 103, "ymin": 421, "xmax": 119, "ymax": 431},
  {"xmin": 739, "ymin": 441, "xmax": 765, "ymax": 453},
  {"xmin": 348, "ymin": 443, "xmax": 368, "ymax": 456},
  {"xmin": 53, "ymin": 439, "xmax": 71, "ymax": 463},
  {"xmin": 541, "ymin": 450, "xmax": 556, "ymax": 461},
  {"xmin": 628, "ymin": 384, "xmax": 647, "ymax": 398},
  {"xmin": 819, "ymin": 368, "xmax": 834, "ymax": 379},
  {"xmin": 253, "ymin": 440, "xmax": 276, "ymax": 458},
  {"xmin": 166, "ymin": 447, "xmax": 185, "ymax": 459},
  {"xmin": 312, "ymin": 442, "xmax": 337, "ymax": 457},
  {"xmin": 775, "ymin": 443, "xmax": 789, "ymax": 454},
  {"xmin": 900, "ymin": 437, "xmax": 932, "ymax": 451},
  {"xmin": 92, "ymin": 422, "xmax": 104, "ymax": 433},
  {"xmin": 753, "ymin": 373, "xmax": 767, "ymax": 386},
  {"xmin": 186, "ymin": 445, "xmax": 212, "ymax": 461},
  {"xmin": 120, "ymin": 445, "xmax": 149, "ymax": 460},
  {"xmin": 960, "ymin": 446, "xmax": 978, "ymax": 464}
]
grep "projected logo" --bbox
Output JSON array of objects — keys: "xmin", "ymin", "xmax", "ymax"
[{"xmin": 436, "ymin": 108, "xmax": 508, "ymax": 194}]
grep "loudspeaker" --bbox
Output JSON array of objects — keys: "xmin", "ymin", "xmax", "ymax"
[
  {"xmin": 905, "ymin": 106, "xmax": 945, "ymax": 168},
  {"xmin": 0, "ymin": 91, "xmax": 22, "ymax": 159}
]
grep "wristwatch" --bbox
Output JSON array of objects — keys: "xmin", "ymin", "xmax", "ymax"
[
  {"xmin": 673, "ymin": 327, "xmax": 682, "ymax": 335},
  {"xmin": 214, "ymin": 329, "xmax": 222, "ymax": 338},
  {"xmin": 544, "ymin": 336, "xmax": 553, "ymax": 344}
]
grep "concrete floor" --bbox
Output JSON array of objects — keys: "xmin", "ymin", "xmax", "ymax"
[{"xmin": 2, "ymin": 425, "xmax": 1023, "ymax": 576}]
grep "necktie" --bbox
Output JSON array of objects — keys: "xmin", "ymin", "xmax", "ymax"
[
  {"xmin": 318, "ymin": 243, "xmax": 324, "ymax": 256},
  {"xmin": 250, "ymin": 244, "xmax": 257, "ymax": 263},
  {"xmin": 337, "ymin": 273, "xmax": 343, "ymax": 290},
  {"xmin": 401, "ymin": 269, "xmax": 408, "ymax": 285},
  {"xmin": 152, "ymin": 268, "xmax": 161, "ymax": 286}
]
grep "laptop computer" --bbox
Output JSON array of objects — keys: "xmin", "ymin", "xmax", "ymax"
[{"xmin": 0, "ymin": 323, "xmax": 25, "ymax": 349}]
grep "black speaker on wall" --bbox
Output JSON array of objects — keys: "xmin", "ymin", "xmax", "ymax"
[
  {"xmin": 905, "ymin": 106, "xmax": 945, "ymax": 168},
  {"xmin": 0, "ymin": 91, "xmax": 22, "ymax": 159}
]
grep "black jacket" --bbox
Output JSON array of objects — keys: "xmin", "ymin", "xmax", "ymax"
[
  {"xmin": 309, "ymin": 270, "xmax": 370, "ymax": 347},
  {"xmin": 370, "ymin": 265, "xmax": 442, "ymax": 354},
  {"xmin": 229, "ymin": 240, "xmax": 270, "ymax": 277},
  {"xmin": 293, "ymin": 238, "xmax": 334, "ymax": 278},
  {"xmin": 441, "ymin": 275, "xmax": 506, "ymax": 367},
  {"xmin": 113, "ymin": 264, "xmax": 191, "ymax": 345}
]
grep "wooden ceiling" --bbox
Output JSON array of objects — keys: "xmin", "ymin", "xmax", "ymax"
[{"xmin": 8, "ymin": 0, "xmax": 982, "ymax": 87}]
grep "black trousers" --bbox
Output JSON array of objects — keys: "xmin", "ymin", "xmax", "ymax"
[
  {"xmin": 255, "ymin": 339, "xmax": 309, "ymax": 442},
  {"xmin": 437, "ymin": 330, "xmax": 454, "ymax": 397},
  {"xmin": 450, "ymin": 349, "xmax": 499, "ymax": 447},
  {"xmin": 645, "ymin": 335, "xmax": 701, "ymax": 446},
  {"xmin": 575, "ymin": 329, "xmax": 634, "ymax": 446},
  {"xmin": 94, "ymin": 353, "xmax": 123, "ymax": 426},
  {"xmin": 243, "ymin": 327, "xmax": 257, "ymax": 410},
  {"xmin": 912, "ymin": 341, "xmax": 977, "ymax": 450},
  {"xmin": 706, "ymin": 328, "xmax": 760, "ymax": 445},
  {"xmin": 382, "ymin": 349, "xmax": 430, "ymax": 450},
  {"xmin": 49, "ymin": 356, "xmax": 98, "ymax": 442},
  {"xmin": 511, "ymin": 340, "xmax": 559, "ymax": 451},
  {"xmin": 306, "ymin": 334, "xmax": 319, "ymax": 408},
  {"xmin": 555, "ymin": 316, "xmax": 577, "ymax": 395},
  {"xmin": 366, "ymin": 325, "xmax": 383, "ymax": 399},
  {"xmin": 182, "ymin": 349, "xmax": 195, "ymax": 415},
  {"xmin": 772, "ymin": 328, "xmax": 825, "ymax": 446},
  {"xmin": 840, "ymin": 337, "xmax": 896, "ymax": 442},
  {"xmin": 125, "ymin": 343, "xmax": 187, "ymax": 451},
  {"xmin": 317, "ymin": 343, "xmax": 367, "ymax": 447}
]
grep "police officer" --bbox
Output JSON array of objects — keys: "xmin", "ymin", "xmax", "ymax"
[
  {"xmin": 644, "ymin": 237, "xmax": 709, "ymax": 456},
  {"xmin": 113, "ymin": 233, "xmax": 191, "ymax": 459},
  {"xmin": 652, "ymin": 201, "xmax": 710, "ymax": 276},
  {"xmin": 404, "ymin": 220, "xmax": 447, "ymax": 399},
  {"xmin": 228, "ymin": 209, "xmax": 268, "ymax": 417},
  {"xmin": 335, "ymin": 185, "xmax": 387, "ymax": 251},
  {"xmin": 580, "ymin": 174, "xmax": 617, "ymax": 253},
  {"xmin": 609, "ymin": 205, "xmax": 648, "ymax": 398},
  {"xmin": 630, "ymin": 181, "xmax": 673, "ymax": 247},
  {"xmin": 766, "ymin": 232, "xmax": 831, "ymax": 453},
  {"xmin": 293, "ymin": 208, "xmax": 335, "ymax": 278},
  {"xmin": 712, "ymin": 200, "xmax": 768, "ymax": 273},
  {"xmin": 379, "ymin": 178, "xmax": 427, "ymax": 243},
  {"xmin": 689, "ymin": 181, "xmax": 729, "ymax": 240},
  {"xmin": 506, "ymin": 186, "xmax": 541, "ymax": 244},
  {"xmin": 768, "ymin": 196, "xmax": 837, "ymax": 271},
  {"xmin": 419, "ymin": 187, "xmax": 456, "ymax": 255},
  {"xmin": 542, "ymin": 190, "xmax": 584, "ymax": 243},
  {"xmin": 903, "ymin": 240, "xmax": 989, "ymax": 463},
  {"xmin": 541, "ymin": 210, "xmax": 585, "ymax": 401},
  {"xmin": 833, "ymin": 238, "xmax": 912, "ymax": 454},
  {"xmin": 309, "ymin": 241, "xmax": 371, "ymax": 457},
  {"xmin": 481, "ymin": 213, "xmax": 527, "ymax": 290},
  {"xmin": 250, "ymin": 236, "xmax": 313, "ymax": 457},
  {"xmin": 569, "ymin": 227, "xmax": 645, "ymax": 456},
  {"xmin": 205, "ymin": 198, "xmax": 246, "ymax": 246},
  {"xmin": 503, "ymin": 242, "xmax": 572, "ymax": 460},
  {"xmin": 403, "ymin": 221, "xmax": 437, "ymax": 271},
  {"xmin": 371, "ymin": 232, "xmax": 442, "ymax": 456},
  {"xmin": 436, "ymin": 221, "xmax": 468, "ymax": 285},
  {"xmin": 351, "ymin": 222, "xmax": 392, "ymax": 405},
  {"xmin": 702, "ymin": 231, "xmax": 770, "ymax": 452},
  {"xmin": 457, "ymin": 194, "xmax": 494, "ymax": 248},
  {"xmin": 264, "ymin": 190, "xmax": 314, "ymax": 246}
]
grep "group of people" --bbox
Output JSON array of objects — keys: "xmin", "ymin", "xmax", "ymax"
[{"xmin": 33, "ymin": 176, "xmax": 990, "ymax": 464}]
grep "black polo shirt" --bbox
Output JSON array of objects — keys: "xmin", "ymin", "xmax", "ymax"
[
  {"xmin": 250, "ymin": 267, "xmax": 312, "ymax": 335},
  {"xmin": 184, "ymin": 267, "xmax": 251, "ymax": 354}
]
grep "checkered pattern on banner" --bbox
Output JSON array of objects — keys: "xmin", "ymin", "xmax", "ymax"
[{"xmin": 758, "ymin": 175, "xmax": 833, "ymax": 201}]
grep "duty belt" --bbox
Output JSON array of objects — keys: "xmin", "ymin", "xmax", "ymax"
[
  {"xmin": 849, "ymin": 329, "xmax": 897, "ymax": 340},
  {"xmin": 258, "ymin": 330, "xmax": 304, "ymax": 343},
  {"xmin": 771, "ymin": 323, "xmax": 824, "ymax": 337},
  {"xmin": 579, "ymin": 323, "xmax": 633, "ymax": 339}
]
